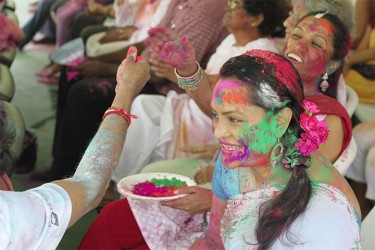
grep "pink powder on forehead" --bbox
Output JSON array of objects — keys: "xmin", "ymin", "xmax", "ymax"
[{"xmin": 314, "ymin": 19, "xmax": 334, "ymax": 33}]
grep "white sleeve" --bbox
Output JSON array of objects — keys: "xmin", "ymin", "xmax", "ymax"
[{"xmin": 0, "ymin": 183, "xmax": 72, "ymax": 250}]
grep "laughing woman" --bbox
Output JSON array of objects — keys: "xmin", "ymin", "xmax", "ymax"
[{"xmin": 191, "ymin": 50, "xmax": 360, "ymax": 249}]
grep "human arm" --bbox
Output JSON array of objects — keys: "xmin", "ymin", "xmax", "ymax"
[
  {"xmin": 73, "ymin": 60, "xmax": 118, "ymax": 78},
  {"xmin": 95, "ymin": 41, "xmax": 146, "ymax": 63},
  {"xmin": 85, "ymin": 0, "xmax": 114, "ymax": 18},
  {"xmin": 160, "ymin": 186, "xmax": 213, "ymax": 215},
  {"xmin": 53, "ymin": 46, "xmax": 150, "ymax": 227},
  {"xmin": 345, "ymin": 25, "xmax": 375, "ymax": 72},
  {"xmin": 99, "ymin": 26, "xmax": 137, "ymax": 44},
  {"xmin": 190, "ymin": 195, "xmax": 226, "ymax": 249},
  {"xmin": 352, "ymin": 0, "xmax": 374, "ymax": 49}
]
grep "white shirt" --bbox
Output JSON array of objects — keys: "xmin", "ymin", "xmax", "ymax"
[
  {"xmin": 205, "ymin": 34, "xmax": 279, "ymax": 74},
  {"xmin": 0, "ymin": 183, "xmax": 72, "ymax": 250}
]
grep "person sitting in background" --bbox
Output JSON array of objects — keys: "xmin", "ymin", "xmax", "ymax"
[
  {"xmin": 17, "ymin": 0, "xmax": 68, "ymax": 50},
  {"xmin": 0, "ymin": 46, "xmax": 150, "ymax": 249},
  {"xmin": 283, "ymin": 0, "xmax": 355, "ymax": 106},
  {"xmin": 84, "ymin": 0, "xmax": 167, "ymax": 57},
  {"xmin": 343, "ymin": 0, "xmax": 375, "ymax": 104}
]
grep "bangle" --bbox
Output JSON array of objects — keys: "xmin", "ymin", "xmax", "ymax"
[
  {"xmin": 102, "ymin": 107, "xmax": 137, "ymax": 126},
  {"xmin": 174, "ymin": 61, "xmax": 203, "ymax": 91}
]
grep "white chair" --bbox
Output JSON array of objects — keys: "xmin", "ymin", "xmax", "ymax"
[
  {"xmin": 361, "ymin": 207, "xmax": 375, "ymax": 249},
  {"xmin": 345, "ymin": 85, "xmax": 359, "ymax": 117},
  {"xmin": 333, "ymin": 136, "xmax": 357, "ymax": 175}
]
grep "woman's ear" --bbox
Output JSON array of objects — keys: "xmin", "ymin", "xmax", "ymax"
[
  {"xmin": 247, "ymin": 13, "xmax": 264, "ymax": 28},
  {"xmin": 325, "ymin": 60, "xmax": 341, "ymax": 75},
  {"xmin": 275, "ymin": 108, "xmax": 293, "ymax": 137}
]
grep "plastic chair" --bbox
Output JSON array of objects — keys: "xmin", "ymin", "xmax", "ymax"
[
  {"xmin": 0, "ymin": 63, "xmax": 15, "ymax": 101},
  {"xmin": 333, "ymin": 136, "xmax": 357, "ymax": 175},
  {"xmin": 361, "ymin": 207, "xmax": 375, "ymax": 249},
  {"xmin": 345, "ymin": 85, "xmax": 359, "ymax": 117},
  {"xmin": 0, "ymin": 100, "xmax": 25, "ymax": 177}
]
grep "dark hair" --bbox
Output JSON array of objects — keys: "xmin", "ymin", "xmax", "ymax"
[
  {"xmin": 0, "ymin": 102, "xmax": 16, "ymax": 174},
  {"xmin": 220, "ymin": 49, "xmax": 312, "ymax": 249},
  {"xmin": 243, "ymin": 0, "xmax": 291, "ymax": 37},
  {"xmin": 296, "ymin": 11, "xmax": 352, "ymax": 99}
]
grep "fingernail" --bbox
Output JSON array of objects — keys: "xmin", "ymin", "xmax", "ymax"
[
  {"xmin": 136, "ymin": 56, "xmax": 143, "ymax": 62},
  {"xmin": 127, "ymin": 46, "xmax": 137, "ymax": 58}
]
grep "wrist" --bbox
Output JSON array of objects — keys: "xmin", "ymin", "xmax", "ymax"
[{"xmin": 176, "ymin": 62, "xmax": 199, "ymax": 77}]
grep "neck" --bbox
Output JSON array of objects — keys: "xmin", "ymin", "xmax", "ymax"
[
  {"xmin": 238, "ymin": 162, "xmax": 291, "ymax": 193},
  {"xmin": 230, "ymin": 28, "xmax": 262, "ymax": 47},
  {"xmin": 302, "ymin": 78, "xmax": 322, "ymax": 97}
]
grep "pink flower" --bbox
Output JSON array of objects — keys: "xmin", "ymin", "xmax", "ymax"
[
  {"xmin": 302, "ymin": 100, "xmax": 320, "ymax": 113},
  {"xmin": 300, "ymin": 113, "xmax": 318, "ymax": 132},
  {"xmin": 296, "ymin": 133, "xmax": 319, "ymax": 156}
]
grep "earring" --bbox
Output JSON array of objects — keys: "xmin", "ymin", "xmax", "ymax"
[
  {"xmin": 320, "ymin": 72, "xmax": 329, "ymax": 92},
  {"xmin": 271, "ymin": 139, "xmax": 285, "ymax": 168}
]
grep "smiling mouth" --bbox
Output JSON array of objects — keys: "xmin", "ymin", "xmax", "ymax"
[
  {"xmin": 287, "ymin": 53, "xmax": 303, "ymax": 62},
  {"xmin": 221, "ymin": 144, "xmax": 241, "ymax": 151}
]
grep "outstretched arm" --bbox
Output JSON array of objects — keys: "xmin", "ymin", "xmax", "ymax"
[{"xmin": 53, "ymin": 47, "xmax": 150, "ymax": 227}]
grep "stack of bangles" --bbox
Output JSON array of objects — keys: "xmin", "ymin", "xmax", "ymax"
[
  {"xmin": 102, "ymin": 107, "xmax": 138, "ymax": 127},
  {"xmin": 174, "ymin": 61, "xmax": 203, "ymax": 91}
]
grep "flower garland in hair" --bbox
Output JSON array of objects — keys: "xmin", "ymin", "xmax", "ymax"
[{"xmin": 295, "ymin": 100, "xmax": 330, "ymax": 156}]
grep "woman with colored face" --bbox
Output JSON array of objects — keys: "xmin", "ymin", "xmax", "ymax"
[{"xmin": 191, "ymin": 50, "xmax": 360, "ymax": 249}]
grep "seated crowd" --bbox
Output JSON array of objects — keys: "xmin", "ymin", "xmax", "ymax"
[{"xmin": 1, "ymin": 0, "xmax": 375, "ymax": 248}]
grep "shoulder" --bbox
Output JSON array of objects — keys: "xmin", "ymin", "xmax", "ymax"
[
  {"xmin": 308, "ymin": 155, "xmax": 361, "ymax": 215},
  {"xmin": 0, "ymin": 184, "xmax": 72, "ymax": 249}
]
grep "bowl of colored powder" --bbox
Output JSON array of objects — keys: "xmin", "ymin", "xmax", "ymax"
[{"xmin": 117, "ymin": 173, "xmax": 196, "ymax": 201}]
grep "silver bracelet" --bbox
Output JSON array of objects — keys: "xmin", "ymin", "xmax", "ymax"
[{"xmin": 174, "ymin": 61, "xmax": 203, "ymax": 91}]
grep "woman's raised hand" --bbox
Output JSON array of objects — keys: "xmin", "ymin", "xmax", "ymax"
[
  {"xmin": 145, "ymin": 26, "xmax": 196, "ymax": 71},
  {"xmin": 116, "ymin": 46, "xmax": 150, "ymax": 99}
]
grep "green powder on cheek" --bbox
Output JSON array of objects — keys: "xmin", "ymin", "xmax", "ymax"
[{"xmin": 239, "ymin": 112, "xmax": 278, "ymax": 154}]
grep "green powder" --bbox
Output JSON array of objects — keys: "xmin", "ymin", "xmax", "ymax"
[{"xmin": 150, "ymin": 177, "xmax": 187, "ymax": 187}]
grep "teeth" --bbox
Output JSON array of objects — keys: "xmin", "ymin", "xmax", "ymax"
[
  {"xmin": 287, "ymin": 53, "xmax": 302, "ymax": 62},
  {"xmin": 221, "ymin": 145, "xmax": 240, "ymax": 151}
]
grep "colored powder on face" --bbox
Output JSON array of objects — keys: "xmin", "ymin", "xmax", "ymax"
[
  {"xmin": 239, "ymin": 112, "xmax": 279, "ymax": 155},
  {"xmin": 315, "ymin": 19, "xmax": 334, "ymax": 33},
  {"xmin": 132, "ymin": 177, "xmax": 187, "ymax": 197},
  {"xmin": 214, "ymin": 81, "xmax": 249, "ymax": 106},
  {"xmin": 307, "ymin": 21, "xmax": 321, "ymax": 32}
]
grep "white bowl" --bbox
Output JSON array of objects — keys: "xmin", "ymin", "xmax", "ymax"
[{"xmin": 117, "ymin": 172, "xmax": 196, "ymax": 201}]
